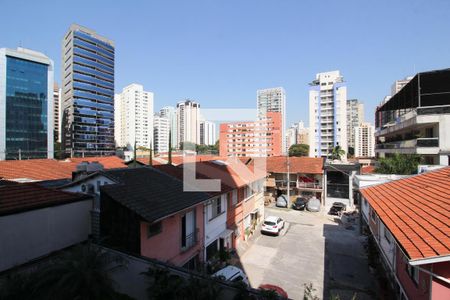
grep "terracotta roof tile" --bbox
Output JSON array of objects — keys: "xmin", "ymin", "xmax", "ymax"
[
  {"xmin": 0, "ymin": 156, "xmax": 127, "ymax": 181},
  {"xmin": 262, "ymin": 156, "xmax": 324, "ymax": 174},
  {"xmin": 361, "ymin": 167, "xmax": 450, "ymax": 261}
]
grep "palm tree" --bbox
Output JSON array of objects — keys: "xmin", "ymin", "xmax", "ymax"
[
  {"xmin": 330, "ymin": 145, "xmax": 345, "ymax": 160},
  {"xmin": 33, "ymin": 243, "xmax": 126, "ymax": 300}
]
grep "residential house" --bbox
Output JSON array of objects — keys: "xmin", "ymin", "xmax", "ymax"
[
  {"xmin": 360, "ymin": 168, "xmax": 450, "ymax": 300},
  {"xmin": 324, "ymin": 162, "xmax": 360, "ymax": 208},
  {"xmin": 0, "ymin": 181, "xmax": 92, "ymax": 272}
]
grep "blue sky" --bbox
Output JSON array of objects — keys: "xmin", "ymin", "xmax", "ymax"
[{"xmin": 1, "ymin": 0, "xmax": 449, "ymax": 125}]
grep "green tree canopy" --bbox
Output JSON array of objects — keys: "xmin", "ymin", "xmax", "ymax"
[
  {"xmin": 330, "ymin": 145, "xmax": 346, "ymax": 160},
  {"xmin": 375, "ymin": 153, "xmax": 422, "ymax": 175},
  {"xmin": 289, "ymin": 144, "xmax": 309, "ymax": 157}
]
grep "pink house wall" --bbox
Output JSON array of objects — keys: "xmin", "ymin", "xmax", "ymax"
[
  {"xmin": 140, "ymin": 205, "xmax": 204, "ymax": 267},
  {"xmin": 395, "ymin": 247, "xmax": 430, "ymax": 300},
  {"xmin": 431, "ymin": 261, "xmax": 450, "ymax": 300}
]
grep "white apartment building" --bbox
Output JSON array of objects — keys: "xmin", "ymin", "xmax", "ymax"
[
  {"xmin": 354, "ymin": 122, "xmax": 375, "ymax": 158},
  {"xmin": 308, "ymin": 71, "xmax": 348, "ymax": 158},
  {"xmin": 177, "ymin": 100, "xmax": 200, "ymax": 147},
  {"xmin": 391, "ymin": 76, "xmax": 413, "ymax": 96},
  {"xmin": 160, "ymin": 106, "xmax": 177, "ymax": 148},
  {"xmin": 347, "ymin": 99, "xmax": 364, "ymax": 149},
  {"xmin": 153, "ymin": 114, "xmax": 170, "ymax": 153},
  {"xmin": 114, "ymin": 84, "xmax": 153, "ymax": 150},
  {"xmin": 297, "ymin": 121, "xmax": 309, "ymax": 146},
  {"xmin": 286, "ymin": 125, "xmax": 297, "ymax": 150},
  {"xmin": 200, "ymin": 120, "xmax": 216, "ymax": 146},
  {"xmin": 257, "ymin": 87, "xmax": 286, "ymax": 153}
]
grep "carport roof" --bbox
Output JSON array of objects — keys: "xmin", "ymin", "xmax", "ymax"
[{"xmin": 360, "ymin": 167, "xmax": 450, "ymax": 263}]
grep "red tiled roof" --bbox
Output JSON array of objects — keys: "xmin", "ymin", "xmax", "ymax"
[
  {"xmin": 361, "ymin": 165, "xmax": 376, "ymax": 174},
  {"xmin": 361, "ymin": 167, "xmax": 450, "ymax": 261},
  {"xmin": 158, "ymin": 155, "xmax": 226, "ymax": 166},
  {"xmin": 0, "ymin": 156, "xmax": 127, "ymax": 181},
  {"xmin": 263, "ymin": 156, "xmax": 324, "ymax": 174},
  {"xmin": 0, "ymin": 182, "xmax": 90, "ymax": 216}
]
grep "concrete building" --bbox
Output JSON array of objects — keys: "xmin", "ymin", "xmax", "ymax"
[
  {"xmin": 391, "ymin": 76, "xmax": 413, "ymax": 96},
  {"xmin": 257, "ymin": 87, "xmax": 286, "ymax": 153},
  {"xmin": 354, "ymin": 122, "xmax": 375, "ymax": 158},
  {"xmin": 297, "ymin": 121, "xmax": 309, "ymax": 146},
  {"xmin": 114, "ymin": 84, "xmax": 153, "ymax": 151},
  {"xmin": 199, "ymin": 120, "xmax": 216, "ymax": 146},
  {"xmin": 347, "ymin": 99, "xmax": 364, "ymax": 149},
  {"xmin": 219, "ymin": 112, "xmax": 282, "ymax": 157},
  {"xmin": 160, "ymin": 106, "xmax": 177, "ymax": 148},
  {"xmin": 153, "ymin": 113, "xmax": 170, "ymax": 153},
  {"xmin": 286, "ymin": 125, "xmax": 298, "ymax": 150},
  {"xmin": 309, "ymin": 71, "xmax": 348, "ymax": 158},
  {"xmin": 0, "ymin": 47, "xmax": 54, "ymax": 160},
  {"xmin": 375, "ymin": 69, "xmax": 450, "ymax": 165},
  {"xmin": 177, "ymin": 100, "xmax": 200, "ymax": 147},
  {"xmin": 53, "ymin": 83, "xmax": 61, "ymax": 143},
  {"xmin": 61, "ymin": 24, "xmax": 115, "ymax": 157}
]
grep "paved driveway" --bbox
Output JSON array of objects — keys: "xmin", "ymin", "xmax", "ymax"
[{"xmin": 238, "ymin": 207, "xmax": 375, "ymax": 300}]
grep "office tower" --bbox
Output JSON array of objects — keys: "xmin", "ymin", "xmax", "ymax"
[
  {"xmin": 0, "ymin": 47, "xmax": 54, "ymax": 160},
  {"xmin": 391, "ymin": 76, "xmax": 413, "ymax": 96},
  {"xmin": 176, "ymin": 100, "xmax": 200, "ymax": 147},
  {"xmin": 53, "ymin": 83, "xmax": 61, "ymax": 142},
  {"xmin": 114, "ymin": 84, "xmax": 153, "ymax": 150},
  {"xmin": 199, "ymin": 120, "xmax": 216, "ymax": 146},
  {"xmin": 347, "ymin": 99, "xmax": 364, "ymax": 149},
  {"xmin": 153, "ymin": 113, "xmax": 170, "ymax": 153},
  {"xmin": 375, "ymin": 68, "xmax": 450, "ymax": 165},
  {"xmin": 308, "ymin": 71, "xmax": 347, "ymax": 158},
  {"xmin": 61, "ymin": 24, "xmax": 115, "ymax": 157},
  {"xmin": 296, "ymin": 121, "xmax": 309, "ymax": 146},
  {"xmin": 257, "ymin": 87, "xmax": 286, "ymax": 154},
  {"xmin": 354, "ymin": 122, "xmax": 375, "ymax": 158},
  {"xmin": 160, "ymin": 106, "xmax": 177, "ymax": 148},
  {"xmin": 219, "ymin": 112, "xmax": 282, "ymax": 157}
]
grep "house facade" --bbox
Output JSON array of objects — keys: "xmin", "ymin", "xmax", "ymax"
[{"xmin": 360, "ymin": 167, "xmax": 450, "ymax": 300}]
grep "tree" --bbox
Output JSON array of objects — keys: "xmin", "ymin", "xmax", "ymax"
[
  {"xmin": 375, "ymin": 153, "xmax": 422, "ymax": 175},
  {"xmin": 289, "ymin": 144, "xmax": 309, "ymax": 157},
  {"xmin": 330, "ymin": 145, "xmax": 345, "ymax": 160},
  {"xmin": 348, "ymin": 147, "xmax": 355, "ymax": 157},
  {"xmin": 179, "ymin": 141, "xmax": 196, "ymax": 151}
]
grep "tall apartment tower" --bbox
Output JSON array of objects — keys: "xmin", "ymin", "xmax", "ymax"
[
  {"xmin": 391, "ymin": 76, "xmax": 413, "ymax": 96},
  {"xmin": 160, "ymin": 106, "xmax": 177, "ymax": 148},
  {"xmin": 61, "ymin": 24, "xmax": 115, "ymax": 157},
  {"xmin": 114, "ymin": 84, "xmax": 153, "ymax": 150},
  {"xmin": 347, "ymin": 99, "xmax": 364, "ymax": 149},
  {"xmin": 153, "ymin": 113, "xmax": 170, "ymax": 153},
  {"xmin": 257, "ymin": 87, "xmax": 286, "ymax": 153},
  {"xmin": 200, "ymin": 120, "xmax": 216, "ymax": 146},
  {"xmin": 297, "ymin": 121, "xmax": 309, "ymax": 146},
  {"xmin": 0, "ymin": 47, "xmax": 54, "ymax": 160},
  {"xmin": 354, "ymin": 122, "xmax": 375, "ymax": 158},
  {"xmin": 53, "ymin": 83, "xmax": 61, "ymax": 142},
  {"xmin": 308, "ymin": 71, "xmax": 347, "ymax": 158},
  {"xmin": 176, "ymin": 100, "xmax": 200, "ymax": 148}
]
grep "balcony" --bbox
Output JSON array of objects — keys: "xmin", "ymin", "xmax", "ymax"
[
  {"xmin": 297, "ymin": 181, "xmax": 322, "ymax": 190},
  {"xmin": 181, "ymin": 228, "xmax": 199, "ymax": 252},
  {"xmin": 376, "ymin": 137, "xmax": 439, "ymax": 150}
]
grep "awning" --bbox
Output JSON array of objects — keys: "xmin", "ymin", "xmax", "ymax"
[{"xmin": 219, "ymin": 229, "xmax": 234, "ymax": 239}]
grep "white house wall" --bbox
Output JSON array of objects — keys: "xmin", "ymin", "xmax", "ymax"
[{"xmin": 204, "ymin": 194, "xmax": 227, "ymax": 247}]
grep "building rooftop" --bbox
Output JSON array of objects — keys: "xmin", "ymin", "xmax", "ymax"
[
  {"xmin": 263, "ymin": 156, "xmax": 324, "ymax": 174},
  {"xmin": 0, "ymin": 182, "xmax": 90, "ymax": 216},
  {"xmin": 0, "ymin": 156, "xmax": 127, "ymax": 181},
  {"xmin": 361, "ymin": 167, "xmax": 450, "ymax": 263}
]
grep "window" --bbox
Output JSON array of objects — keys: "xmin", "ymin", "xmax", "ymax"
[
  {"xmin": 147, "ymin": 222, "xmax": 162, "ymax": 238},
  {"xmin": 406, "ymin": 264, "xmax": 419, "ymax": 285},
  {"xmin": 210, "ymin": 197, "xmax": 222, "ymax": 219},
  {"xmin": 384, "ymin": 227, "xmax": 393, "ymax": 244},
  {"xmin": 232, "ymin": 190, "xmax": 238, "ymax": 205}
]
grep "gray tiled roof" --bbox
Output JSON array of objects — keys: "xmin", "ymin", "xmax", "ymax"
[{"xmin": 101, "ymin": 167, "xmax": 211, "ymax": 223}]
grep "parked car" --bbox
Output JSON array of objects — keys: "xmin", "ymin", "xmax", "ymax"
[
  {"xmin": 276, "ymin": 195, "xmax": 288, "ymax": 208},
  {"xmin": 306, "ymin": 197, "xmax": 320, "ymax": 212},
  {"xmin": 259, "ymin": 284, "xmax": 289, "ymax": 299},
  {"xmin": 329, "ymin": 202, "xmax": 346, "ymax": 216},
  {"xmin": 261, "ymin": 216, "xmax": 284, "ymax": 235},
  {"xmin": 292, "ymin": 197, "xmax": 307, "ymax": 210},
  {"xmin": 213, "ymin": 265, "xmax": 249, "ymax": 286}
]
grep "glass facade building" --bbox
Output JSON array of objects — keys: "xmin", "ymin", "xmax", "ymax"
[
  {"xmin": 0, "ymin": 48, "xmax": 54, "ymax": 160},
  {"xmin": 62, "ymin": 24, "xmax": 115, "ymax": 156}
]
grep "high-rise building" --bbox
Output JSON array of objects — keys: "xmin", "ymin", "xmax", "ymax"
[
  {"xmin": 153, "ymin": 113, "xmax": 169, "ymax": 153},
  {"xmin": 354, "ymin": 122, "xmax": 375, "ymax": 158},
  {"xmin": 286, "ymin": 125, "xmax": 298, "ymax": 150},
  {"xmin": 257, "ymin": 87, "xmax": 286, "ymax": 154},
  {"xmin": 114, "ymin": 84, "xmax": 153, "ymax": 150},
  {"xmin": 176, "ymin": 100, "xmax": 200, "ymax": 147},
  {"xmin": 53, "ymin": 83, "xmax": 61, "ymax": 143},
  {"xmin": 160, "ymin": 106, "xmax": 177, "ymax": 148},
  {"xmin": 308, "ymin": 71, "xmax": 347, "ymax": 158},
  {"xmin": 219, "ymin": 112, "xmax": 282, "ymax": 157},
  {"xmin": 296, "ymin": 121, "xmax": 309, "ymax": 146},
  {"xmin": 347, "ymin": 99, "xmax": 364, "ymax": 149},
  {"xmin": 0, "ymin": 47, "xmax": 54, "ymax": 160},
  {"xmin": 391, "ymin": 76, "xmax": 413, "ymax": 96},
  {"xmin": 61, "ymin": 24, "xmax": 115, "ymax": 157},
  {"xmin": 200, "ymin": 120, "xmax": 216, "ymax": 146}
]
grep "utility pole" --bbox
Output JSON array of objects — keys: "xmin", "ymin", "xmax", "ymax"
[
  {"xmin": 149, "ymin": 141, "xmax": 153, "ymax": 166},
  {"xmin": 168, "ymin": 129, "xmax": 172, "ymax": 165},
  {"xmin": 286, "ymin": 154, "xmax": 290, "ymax": 208}
]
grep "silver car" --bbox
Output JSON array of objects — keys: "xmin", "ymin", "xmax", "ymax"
[
  {"xmin": 306, "ymin": 197, "xmax": 320, "ymax": 212},
  {"xmin": 276, "ymin": 195, "xmax": 288, "ymax": 208}
]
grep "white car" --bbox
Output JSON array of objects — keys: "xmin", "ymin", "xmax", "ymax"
[
  {"xmin": 212, "ymin": 265, "xmax": 249, "ymax": 286},
  {"xmin": 261, "ymin": 216, "xmax": 284, "ymax": 235}
]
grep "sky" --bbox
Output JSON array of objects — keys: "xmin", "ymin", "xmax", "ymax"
[{"xmin": 1, "ymin": 0, "xmax": 449, "ymax": 126}]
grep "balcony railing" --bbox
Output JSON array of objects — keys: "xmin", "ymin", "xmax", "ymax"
[
  {"xmin": 416, "ymin": 137, "xmax": 439, "ymax": 147},
  {"xmin": 376, "ymin": 137, "xmax": 439, "ymax": 150},
  {"xmin": 181, "ymin": 229, "xmax": 198, "ymax": 251},
  {"xmin": 297, "ymin": 182, "xmax": 323, "ymax": 190}
]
